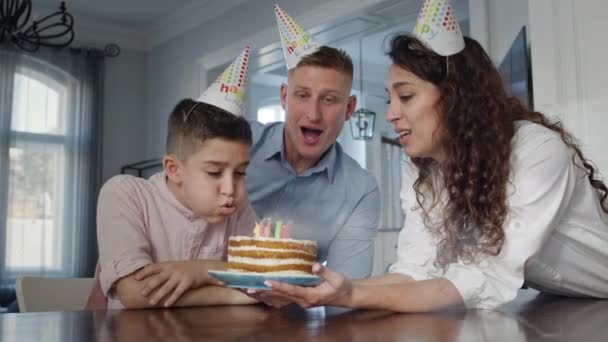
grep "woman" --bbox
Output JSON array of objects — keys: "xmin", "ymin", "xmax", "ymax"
[{"xmin": 258, "ymin": 33, "xmax": 608, "ymax": 311}]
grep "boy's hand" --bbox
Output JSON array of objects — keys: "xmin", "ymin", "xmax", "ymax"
[{"xmin": 135, "ymin": 261, "xmax": 224, "ymax": 307}]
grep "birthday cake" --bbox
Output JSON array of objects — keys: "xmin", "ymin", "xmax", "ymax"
[{"xmin": 228, "ymin": 219, "xmax": 318, "ymax": 275}]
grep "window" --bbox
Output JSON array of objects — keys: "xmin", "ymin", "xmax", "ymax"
[
  {"xmin": 257, "ymin": 104, "xmax": 285, "ymax": 124},
  {"xmin": 5, "ymin": 66, "xmax": 69, "ymax": 272}
]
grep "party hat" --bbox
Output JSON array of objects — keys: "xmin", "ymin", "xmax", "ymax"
[
  {"xmin": 413, "ymin": 0, "xmax": 465, "ymax": 56},
  {"xmin": 195, "ymin": 46, "xmax": 250, "ymax": 116},
  {"xmin": 274, "ymin": 4, "xmax": 322, "ymax": 70}
]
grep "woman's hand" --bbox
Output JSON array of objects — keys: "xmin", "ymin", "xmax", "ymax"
[
  {"xmin": 259, "ymin": 263, "xmax": 353, "ymax": 309},
  {"xmin": 241, "ymin": 288, "xmax": 293, "ymax": 308}
]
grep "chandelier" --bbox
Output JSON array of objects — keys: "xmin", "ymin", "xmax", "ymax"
[
  {"xmin": 350, "ymin": 107, "xmax": 376, "ymax": 140},
  {"xmin": 0, "ymin": 0, "xmax": 74, "ymax": 52}
]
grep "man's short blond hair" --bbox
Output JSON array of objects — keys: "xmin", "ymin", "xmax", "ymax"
[{"xmin": 292, "ymin": 46, "xmax": 354, "ymax": 79}]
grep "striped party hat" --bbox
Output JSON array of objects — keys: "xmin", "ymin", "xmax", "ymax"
[
  {"xmin": 196, "ymin": 46, "xmax": 250, "ymax": 116},
  {"xmin": 274, "ymin": 4, "xmax": 321, "ymax": 70},
  {"xmin": 413, "ymin": 0, "xmax": 464, "ymax": 56}
]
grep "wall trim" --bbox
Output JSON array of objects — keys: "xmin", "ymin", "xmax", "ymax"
[
  {"xmin": 145, "ymin": 0, "xmax": 250, "ymax": 49},
  {"xmin": 196, "ymin": 0, "xmax": 389, "ymax": 95}
]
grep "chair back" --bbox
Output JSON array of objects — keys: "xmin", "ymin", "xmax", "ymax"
[{"xmin": 16, "ymin": 276, "xmax": 94, "ymax": 312}]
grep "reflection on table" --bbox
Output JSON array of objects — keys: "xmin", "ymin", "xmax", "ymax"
[{"xmin": 2, "ymin": 290, "xmax": 608, "ymax": 341}]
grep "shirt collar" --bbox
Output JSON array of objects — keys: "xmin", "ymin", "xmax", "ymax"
[
  {"xmin": 262, "ymin": 124, "xmax": 338, "ymax": 183},
  {"xmin": 150, "ymin": 172, "xmax": 199, "ymax": 221},
  {"xmin": 262, "ymin": 123, "xmax": 285, "ymax": 161},
  {"xmin": 309, "ymin": 143, "xmax": 338, "ymax": 183}
]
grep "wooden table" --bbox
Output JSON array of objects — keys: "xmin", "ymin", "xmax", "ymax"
[{"xmin": 2, "ymin": 290, "xmax": 607, "ymax": 341}]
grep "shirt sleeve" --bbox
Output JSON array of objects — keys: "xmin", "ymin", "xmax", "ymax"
[
  {"xmin": 391, "ymin": 127, "xmax": 578, "ymax": 309},
  {"xmin": 248, "ymin": 120, "xmax": 265, "ymax": 144},
  {"xmin": 445, "ymin": 132, "xmax": 577, "ymax": 309},
  {"xmin": 96, "ymin": 175, "xmax": 153, "ymax": 297},
  {"xmin": 389, "ymin": 161, "xmax": 438, "ymax": 280},
  {"xmin": 326, "ymin": 176, "xmax": 380, "ymax": 279}
]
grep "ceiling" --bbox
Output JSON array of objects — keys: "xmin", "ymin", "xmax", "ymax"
[
  {"xmin": 248, "ymin": 0, "xmax": 469, "ymax": 90},
  {"xmin": 32, "ymin": 0, "xmax": 468, "ymax": 54},
  {"xmin": 34, "ymin": 0, "xmax": 199, "ymax": 27},
  {"xmin": 32, "ymin": 0, "xmax": 250, "ymax": 49}
]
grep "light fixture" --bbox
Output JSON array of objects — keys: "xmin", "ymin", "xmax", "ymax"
[
  {"xmin": 350, "ymin": 37, "xmax": 376, "ymax": 140},
  {"xmin": 0, "ymin": 0, "xmax": 74, "ymax": 52}
]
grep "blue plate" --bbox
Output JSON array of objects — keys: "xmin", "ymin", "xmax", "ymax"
[{"xmin": 208, "ymin": 270, "xmax": 322, "ymax": 290}]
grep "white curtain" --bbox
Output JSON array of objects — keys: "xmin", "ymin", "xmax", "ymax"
[
  {"xmin": 379, "ymin": 141, "xmax": 405, "ymax": 229},
  {"xmin": 0, "ymin": 45, "xmax": 102, "ymax": 292}
]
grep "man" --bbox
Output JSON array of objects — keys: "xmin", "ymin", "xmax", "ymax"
[{"xmin": 246, "ymin": 5, "xmax": 380, "ymax": 281}]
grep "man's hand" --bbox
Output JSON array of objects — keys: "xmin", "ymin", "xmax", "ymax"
[{"xmin": 134, "ymin": 260, "xmax": 224, "ymax": 307}]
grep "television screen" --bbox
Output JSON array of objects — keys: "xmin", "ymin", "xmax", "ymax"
[{"xmin": 499, "ymin": 26, "xmax": 533, "ymax": 109}]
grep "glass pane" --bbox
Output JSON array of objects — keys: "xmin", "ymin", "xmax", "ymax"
[
  {"xmin": 6, "ymin": 142, "xmax": 66, "ymax": 271},
  {"xmin": 10, "ymin": 69, "xmax": 66, "ymax": 135},
  {"xmin": 257, "ymin": 104, "xmax": 285, "ymax": 124}
]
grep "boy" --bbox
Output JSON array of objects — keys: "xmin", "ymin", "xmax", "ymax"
[{"xmin": 93, "ymin": 47, "xmax": 258, "ymax": 309}]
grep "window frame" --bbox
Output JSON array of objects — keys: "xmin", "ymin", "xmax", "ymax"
[{"xmin": 2, "ymin": 61, "xmax": 74, "ymax": 277}]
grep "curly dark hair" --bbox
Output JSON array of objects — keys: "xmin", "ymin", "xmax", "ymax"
[{"xmin": 388, "ymin": 34, "xmax": 608, "ymax": 269}]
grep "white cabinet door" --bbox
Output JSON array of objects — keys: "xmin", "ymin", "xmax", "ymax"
[
  {"xmin": 372, "ymin": 230, "xmax": 400, "ymax": 275},
  {"xmin": 382, "ymin": 231, "xmax": 400, "ymax": 273}
]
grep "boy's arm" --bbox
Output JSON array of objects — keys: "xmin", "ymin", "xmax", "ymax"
[
  {"xmin": 96, "ymin": 176, "xmax": 154, "ymax": 304},
  {"xmin": 116, "ymin": 272, "xmax": 257, "ymax": 309},
  {"xmin": 116, "ymin": 260, "xmax": 258, "ymax": 308}
]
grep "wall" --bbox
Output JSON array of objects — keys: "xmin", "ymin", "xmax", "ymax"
[
  {"xmin": 143, "ymin": 0, "xmax": 389, "ymax": 159},
  {"xmin": 470, "ymin": 0, "xmax": 608, "ymax": 176},
  {"xmin": 143, "ymin": 0, "xmax": 324, "ymax": 158},
  {"xmin": 245, "ymin": 82, "xmax": 282, "ymax": 121},
  {"xmin": 529, "ymin": 0, "xmax": 608, "ymax": 176},
  {"xmin": 101, "ymin": 49, "xmax": 146, "ymax": 182},
  {"xmin": 468, "ymin": 0, "xmax": 529, "ymax": 64}
]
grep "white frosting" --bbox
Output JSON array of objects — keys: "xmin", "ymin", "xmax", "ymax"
[
  {"xmin": 230, "ymin": 270, "xmax": 314, "ymax": 276},
  {"xmin": 228, "ymin": 246, "xmax": 316, "ymax": 256},
  {"xmin": 230, "ymin": 236, "xmax": 317, "ymax": 247},
  {"xmin": 228, "ymin": 256, "xmax": 314, "ymax": 266}
]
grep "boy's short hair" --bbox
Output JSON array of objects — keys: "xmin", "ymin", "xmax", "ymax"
[
  {"xmin": 294, "ymin": 46, "xmax": 354, "ymax": 80},
  {"xmin": 166, "ymin": 98, "xmax": 252, "ymax": 160}
]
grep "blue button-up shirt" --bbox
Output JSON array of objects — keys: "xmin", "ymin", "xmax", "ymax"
[{"xmin": 246, "ymin": 121, "xmax": 380, "ymax": 278}]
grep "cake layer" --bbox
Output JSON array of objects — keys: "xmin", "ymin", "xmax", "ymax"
[
  {"xmin": 228, "ymin": 249, "xmax": 316, "ymax": 262},
  {"xmin": 227, "ymin": 236, "xmax": 318, "ymax": 275},
  {"xmin": 228, "ymin": 262, "xmax": 313, "ymax": 274},
  {"xmin": 228, "ymin": 237, "xmax": 317, "ymax": 256}
]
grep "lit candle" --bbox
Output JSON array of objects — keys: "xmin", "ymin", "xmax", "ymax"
[
  {"xmin": 274, "ymin": 220, "xmax": 283, "ymax": 239},
  {"xmin": 261, "ymin": 218, "xmax": 271, "ymax": 237},
  {"xmin": 281, "ymin": 223, "xmax": 291, "ymax": 239},
  {"xmin": 253, "ymin": 223, "xmax": 261, "ymax": 238}
]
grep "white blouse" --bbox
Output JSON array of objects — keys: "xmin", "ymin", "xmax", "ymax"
[{"xmin": 389, "ymin": 121, "xmax": 608, "ymax": 309}]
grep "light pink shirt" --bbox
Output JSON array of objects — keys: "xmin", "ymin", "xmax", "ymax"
[{"xmin": 95, "ymin": 172, "xmax": 257, "ymax": 309}]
